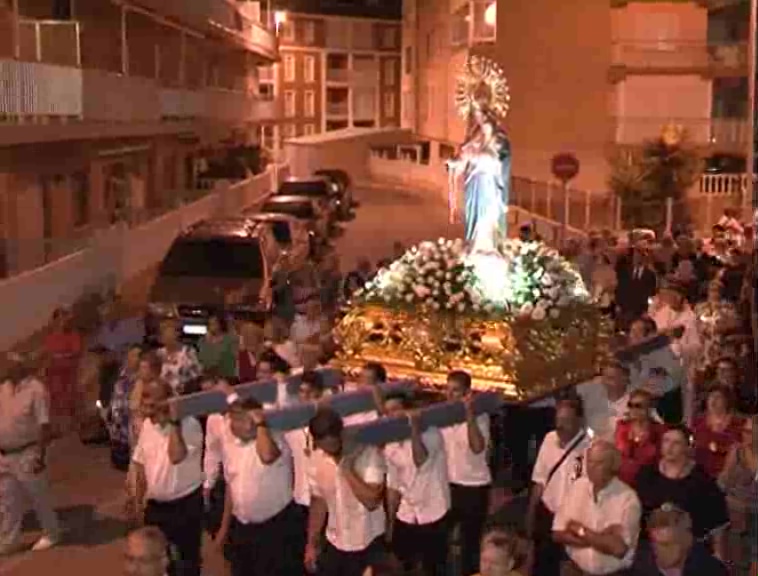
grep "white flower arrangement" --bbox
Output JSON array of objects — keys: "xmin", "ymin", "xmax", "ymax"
[{"xmin": 357, "ymin": 238, "xmax": 590, "ymax": 321}]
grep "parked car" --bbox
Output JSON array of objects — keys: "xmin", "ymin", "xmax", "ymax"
[
  {"xmin": 145, "ymin": 219, "xmax": 294, "ymax": 342},
  {"xmin": 259, "ymin": 195, "xmax": 330, "ymax": 245},
  {"xmin": 314, "ymin": 168, "xmax": 353, "ymax": 219},
  {"xmin": 275, "ymin": 177, "xmax": 339, "ymax": 224}
]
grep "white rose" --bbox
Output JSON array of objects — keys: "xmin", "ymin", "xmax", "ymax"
[
  {"xmin": 519, "ymin": 303, "xmax": 534, "ymax": 316},
  {"xmin": 549, "ymin": 308, "xmax": 560, "ymax": 319},
  {"xmin": 405, "ymin": 294, "xmax": 413, "ymax": 302},
  {"xmin": 432, "ymin": 302, "xmax": 440, "ymax": 310},
  {"xmin": 457, "ymin": 303, "xmax": 465, "ymax": 312}
]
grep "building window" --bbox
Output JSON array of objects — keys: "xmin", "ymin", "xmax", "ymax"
[
  {"xmin": 283, "ymin": 123, "xmax": 297, "ymax": 138},
  {"xmin": 281, "ymin": 21, "xmax": 295, "ymax": 42},
  {"xmin": 259, "ymin": 83, "xmax": 274, "ymax": 100},
  {"xmin": 404, "ymin": 46, "xmax": 412, "ymax": 75},
  {"xmin": 383, "ymin": 59, "xmax": 396, "ymax": 86},
  {"xmin": 303, "ymin": 21, "xmax": 316, "ymax": 44},
  {"xmin": 283, "ymin": 54, "xmax": 296, "ymax": 82},
  {"xmin": 384, "ymin": 92, "xmax": 396, "ymax": 117},
  {"xmin": 304, "ymin": 123, "xmax": 316, "ymax": 135},
  {"xmin": 284, "ymin": 90, "xmax": 296, "ymax": 117},
  {"xmin": 71, "ymin": 171, "xmax": 89, "ymax": 228},
  {"xmin": 304, "ymin": 90, "xmax": 316, "ymax": 117},
  {"xmin": 304, "ymin": 55, "xmax": 316, "ymax": 83},
  {"xmin": 382, "ymin": 27, "xmax": 397, "ymax": 49}
]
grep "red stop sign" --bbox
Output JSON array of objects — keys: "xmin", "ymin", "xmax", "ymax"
[{"xmin": 551, "ymin": 153, "xmax": 580, "ymax": 182}]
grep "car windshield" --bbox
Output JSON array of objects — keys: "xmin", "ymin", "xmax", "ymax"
[
  {"xmin": 159, "ymin": 238, "xmax": 264, "ymax": 278},
  {"xmin": 263, "ymin": 201, "xmax": 315, "ymax": 219},
  {"xmin": 278, "ymin": 181, "xmax": 329, "ymax": 197}
]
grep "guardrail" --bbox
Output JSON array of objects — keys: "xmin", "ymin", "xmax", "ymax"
[{"xmin": 0, "ymin": 163, "xmax": 289, "ymax": 350}]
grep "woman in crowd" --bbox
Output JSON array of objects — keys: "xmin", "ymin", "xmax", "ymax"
[
  {"xmin": 692, "ymin": 385, "xmax": 744, "ymax": 478},
  {"xmin": 236, "ymin": 321, "xmax": 264, "ymax": 382},
  {"xmin": 156, "ymin": 319, "xmax": 203, "ymax": 395},
  {"xmin": 718, "ymin": 415, "xmax": 757, "ymax": 576},
  {"xmin": 615, "ymin": 389, "xmax": 665, "ymax": 486},
  {"xmin": 197, "ymin": 312, "xmax": 238, "ymax": 379},
  {"xmin": 635, "ymin": 425, "xmax": 729, "ymax": 558},
  {"xmin": 591, "ymin": 251, "xmax": 617, "ymax": 316},
  {"xmin": 44, "ymin": 307, "xmax": 83, "ymax": 433},
  {"xmin": 694, "ymin": 280, "xmax": 740, "ymax": 373},
  {"xmin": 104, "ymin": 344, "xmax": 142, "ymax": 471}
]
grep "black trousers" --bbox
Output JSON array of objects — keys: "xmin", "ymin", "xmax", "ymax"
[
  {"xmin": 228, "ymin": 501, "xmax": 303, "ymax": 576},
  {"xmin": 502, "ymin": 406, "xmax": 555, "ymax": 489},
  {"xmin": 657, "ymin": 387, "xmax": 683, "ymax": 424},
  {"xmin": 317, "ymin": 535, "xmax": 385, "ymax": 576},
  {"xmin": 450, "ymin": 483, "xmax": 490, "ymax": 576},
  {"xmin": 144, "ymin": 487, "xmax": 204, "ymax": 576},
  {"xmin": 532, "ymin": 502, "xmax": 564, "ymax": 576},
  {"xmin": 393, "ymin": 514, "xmax": 450, "ymax": 576}
]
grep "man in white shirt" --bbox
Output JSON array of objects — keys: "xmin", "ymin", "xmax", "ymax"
[
  {"xmin": 440, "ymin": 370, "xmax": 492, "ymax": 576},
  {"xmin": 285, "ymin": 370, "xmax": 327, "ymax": 568},
  {"xmin": 553, "ymin": 440, "xmax": 641, "ymax": 576},
  {"xmin": 214, "ymin": 397, "xmax": 300, "ymax": 576},
  {"xmin": 0, "ymin": 353, "xmax": 61, "ymax": 555},
  {"xmin": 579, "ymin": 362, "xmax": 632, "ymax": 441},
  {"xmin": 383, "ymin": 391, "xmax": 451, "ymax": 576},
  {"xmin": 649, "ymin": 278, "xmax": 701, "ymax": 423},
  {"xmin": 305, "ymin": 407, "xmax": 387, "ymax": 576},
  {"xmin": 525, "ymin": 396, "xmax": 590, "ymax": 576},
  {"xmin": 131, "ymin": 380, "xmax": 205, "ymax": 576},
  {"xmin": 343, "ymin": 362, "xmax": 386, "ymax": 426}
]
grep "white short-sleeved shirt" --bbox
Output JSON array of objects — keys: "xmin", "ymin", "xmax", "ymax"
[
  {"xmin": 308, "ymin": 445, "xmax": 386, "ymax": 552},
  {"xmin": 285, "ymin": 427, "xmax": 313, "ymax": 506},
  {"xmin": 0, "ymin": 378, "xmax": 50, "ymax": 450},
  {"xmin": 578, "ymin": 382, "xmax": 630, "ymax": 441},
  {"xmin": 385, "ymin": 427, "xmax": 450, "ymax": 525},
  {"xmin": 440, "ymin": 414, "xmax": 492, "ymax": 486},
  {"xmin": 203, "ymin": 414, "xmax": 228, "ymax": 490},
  {"xmin": 531, "ymin": 430, "xmax": 590, "ymax": 514},
  {"xmin": 553, "ymin": 476, "xmax": 641, "ymax": 574},
  {"xmin": 132, "ymin": 417, "xmax": 204, "ymax": 502},
  {"xmin": 222, "ymin": 432, "xmax": 293, "ymax": 524}
]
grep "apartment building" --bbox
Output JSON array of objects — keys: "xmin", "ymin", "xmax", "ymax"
[
  {"xmin": 402, "ymin": 0, "xmax": 751, "ymax": 192},
  {"xmin": 0, "ymin": 0, "xmax": 278, "ymax": 277},
  {"xmin": 259, "ymin": 0, "xmax": 402, "ymax": 147}
]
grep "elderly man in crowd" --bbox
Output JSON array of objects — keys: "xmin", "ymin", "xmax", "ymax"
[
  {"xmin": 130, "ymin": 380, "xmax": 204, "ymax": 576},
  {"xmin": 553, "ymin": 439, "xmax": 641, "ymax": 576},
  {"xmin": 629, "ymin": 504, "xmax": 728, "ymax": 576},
  {"xmin": 125, "ymin": 526, "xmax": 170, "ymax": 576},
  {"xmin": 0, "ymin": 352, "xmax": 61, "ymax": 556}
]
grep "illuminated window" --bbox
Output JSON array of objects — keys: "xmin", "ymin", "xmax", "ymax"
[
  {"xmin": 284, "ymin": 90, "xmax": 296, "ymax": 117},
  {"xmin": 384, "ymin": 92, "xmax": 396, "ymax": 117},
  {"xmin": 304, "ymin": 90, "xmax": 316, "ymax": 117},
  {"xmin": 304, "ymin": 55, "xmax": 316, "ymax": 83},
  {"xmin": 283, "ymin": 54, "xmax": 296, "ymax": 82}
]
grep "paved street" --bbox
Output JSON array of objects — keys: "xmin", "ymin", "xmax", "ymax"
[{"xmin": 1, "ymin": 183, "xmax": 459, "ymax": 575}]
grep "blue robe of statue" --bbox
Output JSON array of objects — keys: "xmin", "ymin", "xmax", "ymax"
[{"xmin": 463, "ymin": 133, "xmax": 511, "ymax": 250}]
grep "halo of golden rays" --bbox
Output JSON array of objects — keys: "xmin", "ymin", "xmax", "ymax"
[{"xmin": 455, "ymin": 55, "xmax": 511, "ymax": 120}]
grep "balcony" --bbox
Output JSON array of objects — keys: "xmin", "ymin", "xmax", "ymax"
[
  {"xmin": 326, "ymin": 68, "xmax": 350, "ymax": 83},
  {"xmin": 326, "ymin": 102, "xmax": 349, "ymax": 117},
  {"xmin": 611, "ymin": 117, "xmax": 750, "ymax": 150},
  {"xmin": 130, "ymin": 0, "xmax": 277, "ymax": 61},
  {"xmin": 610, "ymin": 41, "xmax": 748, "ymax": 76}
]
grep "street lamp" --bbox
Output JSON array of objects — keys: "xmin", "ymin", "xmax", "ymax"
[{"xmin": 484, "ymin": 2, "xmax": 496, "ymax": 27}]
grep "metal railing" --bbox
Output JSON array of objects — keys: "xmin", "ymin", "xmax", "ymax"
[
  {"xmin": 611, "ymin": 40, "xmax": 748, "ymax": 70},
  {"xmin": 17, "ymin": 19, "xmax": 81, "ymax": 67},
  {"xmin": 611, "ymin": 117, "xmax": 750, "ymax": 149}
]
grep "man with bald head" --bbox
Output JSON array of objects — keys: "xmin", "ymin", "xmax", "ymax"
[
  {"xmin": 131, "ymin": 380, "xmax": 204, "ymax": 576},
  {"xmin": 553, "ymin": 440, "xmax": 641, "ymax": 576},
  {"xmin": 125, "ymin": 526, "xmax": 169, "ymax": 576}
]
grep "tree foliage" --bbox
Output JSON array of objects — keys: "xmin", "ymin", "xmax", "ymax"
[{"xmin": 608, "ymin": 125, "xmax": 703, "ymax": 234}]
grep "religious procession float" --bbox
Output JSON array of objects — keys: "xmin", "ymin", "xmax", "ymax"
[{"xmin": 334, "ymin": 56, "xmax": 612, "ymax": 404}]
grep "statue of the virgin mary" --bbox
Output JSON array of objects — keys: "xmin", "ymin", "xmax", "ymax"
[{"xmin": 446, "ymin": 56, "xmax": 511, "ymax": 253}]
